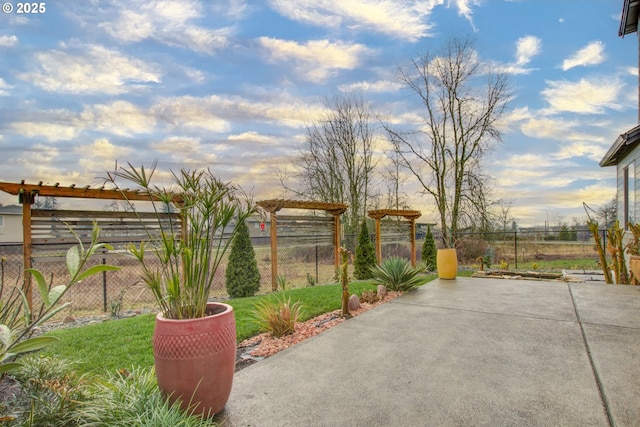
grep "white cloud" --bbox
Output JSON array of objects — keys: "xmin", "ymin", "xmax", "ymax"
[
  {"xmin": 562, "ymin": 41, "xmax": 606, "ymax": 71},
  {"xmin": 80, "ymin": 101, "xmax": 156, "ymax": 136},
  {"xmin": 153, "ymin": 92, "xmax": 325, "ymax": 129},
  {"xmin": 29, "ymin": 144, "xmax": 59, "ymax": 165},
  {"xmin": 515, "ymin": 35, "xmax": 541, "ymax": 66},
  {"xmin": 151, "ymin": 97, "xmax": 231, "ymax": 132},
  {"xmin": 258, "ymin": 37, "xmax": 371, "ymax": 83},
  {"xmin": 541, "ymin": 77, "xmax": 623, "ymax": 114},
  {"xmin": 228, "ymin": 131, "xmax": 276, "ymax": 144},
  {"xmin": 496, "ymin": 107, "xmax": 532, "ymax": 133},
  {"xmin": 521, "ymin": 118, "xmax": 578, "ymax": 139},
  {"xmin": 338, "ymin": 79, "xmax": 403, "ymax": 93},
  {"xmin": 152, "ymin": 136, "xmax": 218, "ymax": 168},
  {"xmin": 454, "ymin": 0, "xmax": 482, "ymax": 27},
  {"xmin": 76, "ymin": 138, "xmax": 133, "ymax": 172},
  {"xmin": 0, "ymin": 35, "xmax": 17, "ymax": 47},
  {"xmin": 267, "ymin": 0, "xmax": 441, "ymax": 41},
  {"xmin": 11, "ymin": 121, "xmax": 80, "ymax": 141},
  {"xmin": 21, "ymin": 43, "xmax": 161, "ymax": 94},
  {"xmin": 99, "ymin": 0, "xmax": 231, "ymax": 54},
  {"xmin": 553, "ymin": 142, "xmax": 605, "ymax": 162},
  {"xmin": 153, "ymin": 136, "xmax": 204, "ymax": 155},
  {"xmin": 182, "ymin": 66, "xmax": 206, "ymax": 83},
  {"xmin": 0, "ymin": 78, "xmax": 11, "ymax": 96}
]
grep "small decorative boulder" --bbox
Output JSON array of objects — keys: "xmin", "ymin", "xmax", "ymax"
[
  {"xmin": 377, "ymin": 285, "xmax": 387, "ymax": 299},
  {"xmin": 348, "ymin": 294, "xmax": 361, "ymax": 311}
]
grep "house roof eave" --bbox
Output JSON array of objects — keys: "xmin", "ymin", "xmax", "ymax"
[
  {"xmin": 620, "ymin": 0, "xmax": 640, "ymax": 37},
  {"xmin": 600, "ymin": 124, "xmax": 640, "ymax": 167}
]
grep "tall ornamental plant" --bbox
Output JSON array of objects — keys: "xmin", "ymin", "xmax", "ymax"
[
  {"xmin": 106, "ymin": 162, "xmax": 254, "ymax": 319},
  {"xmin": 106, "ymin": 162, "xmax": 255, "ymax": 416}
]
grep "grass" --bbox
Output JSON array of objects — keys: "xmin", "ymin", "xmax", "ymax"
[
  {"xmin": 512, "ymin": 258, "xmax": 600, "ymax": 270},
  {"xmin": 41, "ymin": 280, "xmax": 425, "ymax": 376}
]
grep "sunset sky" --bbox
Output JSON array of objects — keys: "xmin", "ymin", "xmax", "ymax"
[{"xmin": 0, "ymin": 0, "xmax": 637, "ymax": 227}]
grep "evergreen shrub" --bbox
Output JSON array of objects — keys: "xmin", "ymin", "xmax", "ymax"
[
  {"xmin": 226, "ymin": 220, "xmax": 261, "ymax": 298},
  {"xmin": 354, "ymin": 220, "xmax": 377, "ymax": 280},
  {"xmin": 421, "ymin": 226, "xmax": 437, "ymax": 271}
]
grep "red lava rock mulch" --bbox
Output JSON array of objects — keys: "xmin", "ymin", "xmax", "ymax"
[{"xmin": 237, "ymin": 291, "xmax": 402, "ymax": 362}]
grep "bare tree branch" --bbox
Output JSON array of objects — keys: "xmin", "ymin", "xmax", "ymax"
[{"xmin": 383, "ymin": 36, "xmax": 510, "ymax": 245}]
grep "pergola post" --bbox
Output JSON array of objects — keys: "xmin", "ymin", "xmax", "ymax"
[
  {"xmin": 410, "ymin": 218, "xmax": 417, "ymax": 267},
  {"xmin": 333, "ymin": 213, "xmax": 341, "ymax": 271},
  {"xmin": 374, "ymin": 217, "xmax": 382, "ymax": 264},
  {"xmin": 20, "ymin": 191, "xmax": 34, "ymax": 310}
]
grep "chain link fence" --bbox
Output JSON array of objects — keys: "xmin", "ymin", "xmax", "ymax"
[
  {"xmin": 0, "ymin": 234, "xmax": 338, "ymax": 316},
  {"xmin": 0, "ymin": 227, "xmax": 604, "ymax": 315},
  {"xmin": 429, "ymin": 228, "xmax": 600, "ymax": 269}
]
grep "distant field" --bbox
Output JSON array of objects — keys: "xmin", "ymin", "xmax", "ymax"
[{"xmin": 1, "ymin": 239, "xmax": 605, "ymax": 317}]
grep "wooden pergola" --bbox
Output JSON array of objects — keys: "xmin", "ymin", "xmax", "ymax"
[
  {"xmin": 256, "ymin": 199, "xmax": 348, "ymax": 291},
  {"xmin": 0, "ymin": 180, "xmax": 182, "ymax": 308},
  {"xmin": 367, "ymin": 209, "xmax": 422, "ymax": 266}
]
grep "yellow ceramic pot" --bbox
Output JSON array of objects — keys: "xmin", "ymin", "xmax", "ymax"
[
  {"xmin": 630, "ymin": 255, "xmax": 640, "ymax": 282},
  {"xmin": 437, "ymin": 248, "xmax": 458, "ymax": 279}
]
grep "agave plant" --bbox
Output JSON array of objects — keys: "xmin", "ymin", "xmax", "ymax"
[{"xmin": 370, "ymin": 257, "xmax": 424, "ymax": 292}]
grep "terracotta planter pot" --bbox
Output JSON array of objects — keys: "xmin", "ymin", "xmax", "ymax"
[
  {"xmin": 437, "ymin": 248, "xmax": 458, "ymax": 279},
  {"xmin": 630, "ymin": 255, "xmax": 640, "ymax": 282},
  {"xmin": 153, "ymin": 302, "xmax": 236, "ymax": 417}
]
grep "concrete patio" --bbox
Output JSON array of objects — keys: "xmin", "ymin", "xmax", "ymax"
[{"xmin": 219, "ymin": 277, "xmax": 640, "ymax": 426}]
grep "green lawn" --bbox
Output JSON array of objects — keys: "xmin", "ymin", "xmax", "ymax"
[{"xmin": 42, "ymin": 279, "xmax": 439, "ymax": 376}]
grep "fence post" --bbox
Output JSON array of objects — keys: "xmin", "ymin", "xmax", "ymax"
[
  {"xmin": 102, "ymin": 250, "xmax": 107, "ymax": 312},
  {"xmin": 315, "ymin": 238, "xmax": 319, "ymax": 284},
  {"xmin": 514, "ymin": 231, "xmax": 518, "ymax": 269}
]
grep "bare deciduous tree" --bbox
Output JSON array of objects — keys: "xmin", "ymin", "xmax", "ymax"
[
  {"xmin": 383, "ymin": 36, "xmax": 510, "ymax": 245},
  {"xmin": 383, "ymin": 141, "xmax": 409, "ymax": 211},
  {"xmin": 281, "ymin": 94, "xmax": 377, "ymax": 233},
  {"xmin": 596, "ymin": 197, "xmax": 617, "ymax": 229}
]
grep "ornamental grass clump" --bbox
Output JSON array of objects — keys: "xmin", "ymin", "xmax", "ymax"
[
  {"xmin": 252, "ymin": 294, "xmax": 303, "ymax": 338},
  {"xmin": 370, "ymin": 256, "xmax": 423, "ymax": 291},
  {"xmin": 76, "ymin": 367, "xmax": 214, "ymax": 426},
  {"xmin": 105, "ymin": 162, "xmax": 254, "ymax": 320},
  {"xmin": 3, "ymin": 355, "xmax": 89, "ymax": 427}
]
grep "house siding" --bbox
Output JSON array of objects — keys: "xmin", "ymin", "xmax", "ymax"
[
  {"xmin": 0, "ymin": 213, "xmax": 23, "ymax": 243},
  {"xmin": 616, "ymin": 141, "xmax": 640, "ymax": 226}
]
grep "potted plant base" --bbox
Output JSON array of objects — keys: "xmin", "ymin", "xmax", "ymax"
[
  {"xmin": 153, "ymin": 302, "xmax": 236, "ymax": 417},
  {"xmin": 437, "ymin": 248, "xmax": 458, "ymax": 279},
  {"xmin": 630, "ymin": 255, "xmax": 640, "ymax": 283}
]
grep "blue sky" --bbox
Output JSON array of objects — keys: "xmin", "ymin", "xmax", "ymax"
[{"xmin": 0, "ymin": 0, "xmax": 637, "ymax": 227}]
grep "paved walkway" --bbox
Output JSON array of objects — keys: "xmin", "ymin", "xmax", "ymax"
[{"xmin": 219, "ymin": 278, "xmax": 640, "ymax": 426}]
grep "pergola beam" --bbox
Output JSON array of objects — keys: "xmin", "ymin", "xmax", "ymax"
[{"xmin": 0, "ymin": 181, "xmax": 177, "ymax": 202}]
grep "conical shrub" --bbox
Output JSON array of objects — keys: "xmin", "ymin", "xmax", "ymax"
[
  {"xmin": 226, "ymin": 220, "xmax": 261, "ymax": 298},
  {"xmin": 422, "ymin": 225, "xmax": 437, "ymax": 271},
  {"xmin": 354, "ymin": 219, "xmax": 377, "ymax": 280}
]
